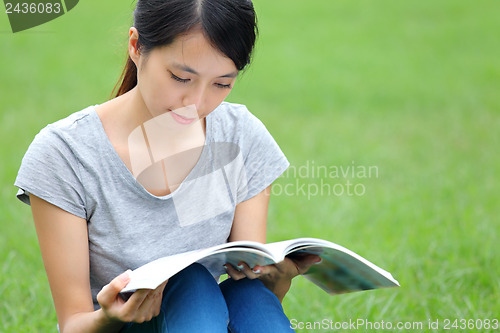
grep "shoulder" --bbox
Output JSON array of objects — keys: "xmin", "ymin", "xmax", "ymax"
[
  {"xmin": 209, "ymin": 101, "xmax": 269, "ymax": 142},
  {"xmin": 31, "ymin": 106, "xmax": 97, "ymax": 149},
  {"xmin": 38, "ymin": 106, "xmax": 95, "ymax": 138},
  {"xmin": 15, "ymin": 107, "xmax": 95, "ymax": 218},
  {"xmin": 208, "ymin": 102, "xmax": 288, "ymax": 168},
  {"xmin": 21, "ymin": 105, "xmax": 101, "ymax": 172}
]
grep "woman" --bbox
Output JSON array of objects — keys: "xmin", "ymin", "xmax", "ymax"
[{"xmin": 15, "ymin": 0, "xmax": 319, "ymax": 332}]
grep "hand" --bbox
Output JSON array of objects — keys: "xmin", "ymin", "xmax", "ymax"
[
  {"xmin": 96, "ymin": 271, "xmax": 168, "ymax": 324},
  {"xmin": 224, "ymin": 254, "xmax": 321, "ymax": 302}
]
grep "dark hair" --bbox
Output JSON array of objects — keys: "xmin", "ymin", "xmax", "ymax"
[{"xmin": 112, "ymin": 0, "xmax": 258, "ymax": 97}]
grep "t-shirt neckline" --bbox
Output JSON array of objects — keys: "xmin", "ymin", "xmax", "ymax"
[{"xmin": 89, "ymin": 105, "xmax": 212, "ymax": 200}]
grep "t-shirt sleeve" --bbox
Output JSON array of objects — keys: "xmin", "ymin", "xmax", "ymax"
[
  {"xmin": 236, "ymin": 109, "xmax": 290, "ymax": 204},
  {"xmin": 14, "ymin": 126, "xmax": 87, "ymax": 219}
]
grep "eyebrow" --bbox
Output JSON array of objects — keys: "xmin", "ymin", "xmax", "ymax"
[{"xmin": 172, "ymin": 62, "xmax": 238, "ymax": 78}]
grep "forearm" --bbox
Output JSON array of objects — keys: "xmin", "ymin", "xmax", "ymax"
[{"xmin": 60, "ymin": 309, "xmax": 125, "ymax": 333}]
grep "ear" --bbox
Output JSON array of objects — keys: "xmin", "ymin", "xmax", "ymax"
[{"xmin": 128, "ymin": 27, "xmax": 141, "ymax": 67}]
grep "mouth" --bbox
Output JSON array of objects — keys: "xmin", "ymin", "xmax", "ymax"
[{"xmin": 169, "ymin": 109, "xmax": 196, "ymax": 125}]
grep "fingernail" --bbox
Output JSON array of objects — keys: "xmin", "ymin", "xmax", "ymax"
[
  {"xmin": 313, "ymin": 258, "xmax": 323, "ymax": 264},
  {"xmin": 237, "ymin": 264, "xmax": 244, "ymax": 270},
  {"xmin": 223, "ymin": 265, "xmax": 228, "ymax": 271},
  {"xmin": 120, "ymin": 270, "xmax": 131, "ymax": 282},
  {"xmin": 252, "ymin": 269, "xmax": 261, "ymax": 274}
]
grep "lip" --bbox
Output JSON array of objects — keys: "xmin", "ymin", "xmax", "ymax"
[{"xmin": 169, "ymin": 110, "xmax": 196, "ymax": 125}]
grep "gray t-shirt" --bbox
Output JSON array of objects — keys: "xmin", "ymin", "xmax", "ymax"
[{"xmin": 14, "ymin": 101, "xmax": 289, "ymax": 310}]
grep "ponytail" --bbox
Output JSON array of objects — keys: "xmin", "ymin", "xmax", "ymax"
[{"xmin": 111, "ymin": 55, "xmax": 137, "ymax": 98}]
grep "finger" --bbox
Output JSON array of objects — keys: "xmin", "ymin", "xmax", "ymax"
[
  {"xmin": 135, "ymin": 289, "xmax": 162, "ymax": 322},
  {"xmin": 150, "ymin": 280, "xmax": 168, "ymax": 318},
  {"xmin": 97, "ymin": 270, "xmax": 131, "ymax": 307},
  {"xmin": 235, "ymin": 262, "xmax": 261, "ymax": 280},
  {"xmin": 157, "ymin": 279, "xmax": 168, "ymax": 295},
  {"xmin": 224, "ymin": 264, "xmax": 246, "ymax": 280},
  {"xmin": 120, "ymin": 288, "xmax": 152, "ymax": 318},
  {"xmin": 250, "ymin": 264, "xmax": 275, "ymax": 276}
]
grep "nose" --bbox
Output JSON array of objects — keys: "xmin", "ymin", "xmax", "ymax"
[{"xmin": 182, "ymin": 85, "xmax": 206, "ymax": 117}]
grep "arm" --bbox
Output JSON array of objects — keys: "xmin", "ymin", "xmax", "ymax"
[
  {"xmin": 30, "ymin": 194, "xmax": 124, "ymax": 332},
  {"xmin": 30, "ymin": 194, "xmax": 166, "ymax": 333},
  {"xmin": 227, "ymin": 185, "xmax": 270, "ymax": 243},
  {"xmin": 226, "ymin": 186, "xmax": 320, "ymax": 302}
]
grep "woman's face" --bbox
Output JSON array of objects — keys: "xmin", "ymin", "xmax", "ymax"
[{"xmin": 130, "ymin": 28, "xmax": 238, "ymax": 124}]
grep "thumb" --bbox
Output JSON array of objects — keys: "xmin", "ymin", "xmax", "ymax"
[
  {"xmin": 294, "ymin": 254, "xmax": 322, "ymax": 275},
  {"xmin": 97, "ymin": 270, "xmax": 132, "ymax": 306}
]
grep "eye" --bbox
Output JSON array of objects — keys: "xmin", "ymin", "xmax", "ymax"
[
  {"xmin": 214, "ymin": 83, "xmax": 232, "ymax": 89},
  {"xmin": 170, "ymin": 72, "xmax": 190, "ymax": 84}
]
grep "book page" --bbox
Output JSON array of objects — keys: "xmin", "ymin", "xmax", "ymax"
[
  {"xmin": 264, "ymin": 238, "xmax": 399, "ymax": 294},
  {"xmin": 122, "ymin": 249, "xmax": 208, "ymax": 293},
  {"xmin": 121, "ymin": 241, "xmax": 276, "ymax": 293},
  {"xmin": 196, "ymin": 248, "xmax": 277, "ymax": 276},
  {"xmin": 263, "ymin": 237, "xmax": 334, "ymax": 261},
  {"xmin": 300, "ymin": 246, "xmax": 400, "ymax": 294},
  {"xmin": 121, "ymin": 237, "xmax": 399, "ymax": 296}
]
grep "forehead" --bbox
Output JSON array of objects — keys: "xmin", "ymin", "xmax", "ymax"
[{"xmin": 151, "ymin": 31, "xmax": 237, "ymax": 76}]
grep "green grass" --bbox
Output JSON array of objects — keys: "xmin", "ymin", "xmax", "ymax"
[{"xmin": 1, "ymin": 0, "xmax": 499, "ymax": 331}]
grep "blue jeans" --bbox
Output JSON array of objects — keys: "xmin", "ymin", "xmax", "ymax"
[{"xmin": 120, "ymin": 263, "xmax": 295, "ymax": 332}]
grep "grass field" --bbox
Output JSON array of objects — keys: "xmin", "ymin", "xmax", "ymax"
[{"xmin": 1, "ymin": 1, "xmax": 499, "ymax": 332}]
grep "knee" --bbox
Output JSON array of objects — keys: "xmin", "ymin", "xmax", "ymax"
[
  {"xmin": 176, "ymin": 263, "xmax": 216, "ymax": 285},
  {"xmin": 162, "ymin": 263, "xmax": 229, "ymax": 331},
  {"xmin": 181, "ymin": 262, "xmax": 212, "ymax": 278},
  {"xmin": 166, "ymin": 262, "xmax": 220, "ymax": 297},
  {"xmin": 220, "ymin": 277, "xmax": 285, "ymax": 312},
  {"xmin": 219, "ymin": 278, "xmax": 294, "ymax": 332},
  {"xmin": 220, "ymin": 277, "xmax": 271, "ymax": 299}
]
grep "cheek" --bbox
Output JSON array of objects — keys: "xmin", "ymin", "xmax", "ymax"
[
  {"xmin": 207, "ymin": 88, "xmax": 232, "ymax": 109},
  {"xmin": 141, "ymin": 73, "xmax": 180, "ymax": 110}
]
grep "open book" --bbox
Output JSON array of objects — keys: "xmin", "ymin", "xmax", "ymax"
[{"xmin": 121, "ymin": 238, "xmax": 399, "ymax": 295}]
